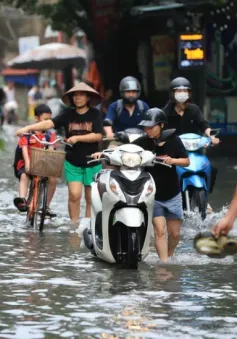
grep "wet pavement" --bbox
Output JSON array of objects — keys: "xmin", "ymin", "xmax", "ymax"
[{"xmin": 1, "ymin": 125, "xmax": 237, "ymax": 339}]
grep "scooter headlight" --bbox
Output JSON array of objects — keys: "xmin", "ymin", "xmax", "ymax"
[
  {"xmin": 147, "ymin": 183, "xmax": 154, "ymax": 196},
  {"xmin": 182, "ymin": 138, "xmax": 201, "ymax": 151},
  {"xmin": 109, "ymin": 178, "xmax": 125, "ymax": 200},
  {"xmin": 121, "ymin": 151, "xmax": 142, "ymax": 168},
  {"xmin": 138, "ymin": 179, "xmax": 155, "ymax": 203}
]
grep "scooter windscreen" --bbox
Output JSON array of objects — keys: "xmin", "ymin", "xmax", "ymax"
[{"xmin": 180, "ymin": 133, "xmax": 210, "ymax": 151}]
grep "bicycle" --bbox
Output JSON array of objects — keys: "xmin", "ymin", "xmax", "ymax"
[{"xmin": 21, "ymin": 133, "xmax": 72, "ymax": 232}]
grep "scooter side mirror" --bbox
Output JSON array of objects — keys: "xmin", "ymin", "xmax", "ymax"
[
  {"xmin": 115, "ymin": 131, "xmax": 129, "ymax": 144},
  {"xmin": 159, "ymin": 129, "xmax": 176, "ymax": 142}
]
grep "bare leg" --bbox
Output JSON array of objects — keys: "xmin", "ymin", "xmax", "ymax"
[
  {"xmin": 153, "ymin": 216, "xmax": 168, "ymax": 262},
  {"xmin": 19, "ymin": 173, "xmax": 30, "ymax": 198},
  {"xmin": 167, "ymin": 219, "xmax": 181, "ymax": 258},
  {"xmin": 68, "ymin": 182, "xmax": 83, "ymax": 224},
  {"xmin": 84, "ymin": 185, "xmax": 91, "ymax": 218},
  {"xmin": 47, "ymin": 177, "xmax": 57, "ymax": 206}
]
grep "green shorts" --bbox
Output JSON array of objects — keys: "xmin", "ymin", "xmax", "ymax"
[{"xmin": 64, "ymin": 160, "xmax": 102, "ymax": 185}]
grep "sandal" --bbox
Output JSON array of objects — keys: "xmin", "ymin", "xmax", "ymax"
[
  {"xmin": 194, "ymin": 232, "xmax": 237, "ymax": 258},
  {"xmin": 14, "ymin": 197, "xmax": 28, "ymax": 212},
  {"xmin": 217, "ymin": 236, "xmax": 237, "ymax": 255},
  {"xmin": 194, "ymin": 232, "xmax": 223, "ymax": 257}
]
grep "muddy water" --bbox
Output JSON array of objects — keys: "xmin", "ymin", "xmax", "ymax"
[{"xmin": 0, "ymin": 125, "xmax": 237, "ymax": 339}]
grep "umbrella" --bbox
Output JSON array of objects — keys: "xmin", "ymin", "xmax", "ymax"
[{"xmin": 7, "ymin": 43, "xmax": 87, "ymax": 70}]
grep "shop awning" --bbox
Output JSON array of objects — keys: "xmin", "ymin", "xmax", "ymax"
[{"xmin": 1, "ymin": 68, "xmax": 40, "ymax": 76}]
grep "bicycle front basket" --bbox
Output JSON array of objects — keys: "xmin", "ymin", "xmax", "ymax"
[{"xmin": 29, "ymin": 148, "xmax": 66, "ymax": 178}]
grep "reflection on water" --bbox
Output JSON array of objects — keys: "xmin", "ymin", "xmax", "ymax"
[{"xmin": 1, "ymin": 125, "xmax": 237, "ymax": 339}]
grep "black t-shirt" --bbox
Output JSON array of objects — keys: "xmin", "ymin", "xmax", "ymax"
[
  {"xmin": 52, "ymin": 108, "xmax": 103, "ymax": 167},
  {"xmin": 163, "ymin": 102, "xmax": 209, "ymax": 135},
  {"xmin": 134, "ymin": 135, "xmax": 188, "ymax": 201}
]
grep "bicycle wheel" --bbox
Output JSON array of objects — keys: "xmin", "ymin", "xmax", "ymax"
[
  {"xmin": 26, "ymin": 179, "xmax": 34, "ymax": 227},
  {"xmin": 33, "ymin": 179, "xmax": 48, "ymax": 232}
]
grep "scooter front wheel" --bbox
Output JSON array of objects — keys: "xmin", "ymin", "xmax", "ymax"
[
  {"xmin": 125, "ymin": 228, "xmax": 140, "ymax": 269},
  {"xmin": 190, "ymin": 188, "xmax": 207, "ymax": 220}
]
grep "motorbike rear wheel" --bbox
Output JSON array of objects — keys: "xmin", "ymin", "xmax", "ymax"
[{"xmin": 190, "ymin": 188, "xmax": 207, "ymax": 220}]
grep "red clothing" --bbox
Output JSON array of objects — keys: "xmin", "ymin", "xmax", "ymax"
[{"xmin": 17, "ymin": 131, "xmax": 56, "ymax": 171}]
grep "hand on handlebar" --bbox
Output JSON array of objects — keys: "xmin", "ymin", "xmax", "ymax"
[
  {"xmin": 90, "ymin": 152, "xmax": 103, "ymax": 159},
  {"xmin": 66, "ymin": 136, "xmax": 79, "ymax": 145},
  {"xmin": 210, "ymin": 136, "xmax": 220, "ymax": 146},
  {"xmin": 16, "ymin": 127, "xmax": 29, "ymax": 136},
  {"xmin": 105, "ymin": 133, "xmax": 115, "ymax": 141},
  {"xmin": 163, "ymin": 156, "xmax": 174, "ymax": 166}
]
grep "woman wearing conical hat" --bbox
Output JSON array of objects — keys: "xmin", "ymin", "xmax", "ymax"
[{"xmin": 16, "ymin": 82, "xmax": 103, "ymax": 227}]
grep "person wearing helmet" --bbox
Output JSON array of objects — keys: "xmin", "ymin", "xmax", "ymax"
[
  {"xmin": 16, "ymin": 82, "xmax": 103, "ymax": 229},
  {"xmin": 132, "ymin": 108, "xmax": 190, "ymax": 262},
  {"xmin": 91, "ymin": 108, "xmax": 189, "ymax": 262},
  {"xmin": 164, "ymin": 77, "xmax": 219, "ymax": 143},
  {"xmin": 103, "ymin": 76, "xmax": 149, "ymax": 145},
  {"xmin": 163, "ymin": 77, "xmax": 219, "ymax": 212}
]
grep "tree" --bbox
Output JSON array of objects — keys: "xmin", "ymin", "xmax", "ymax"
[
  {"xmin": 2, "ymin": 0, "xmax": 140, "ymax": 90},
  {"xmin": 3, "ymin": 0, "xmax": 222, "ymax": 91}
]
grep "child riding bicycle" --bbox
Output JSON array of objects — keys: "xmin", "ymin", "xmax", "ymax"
[{"xmin": 13, "ymin": 104, "xmax": 57, "ymax": 218}]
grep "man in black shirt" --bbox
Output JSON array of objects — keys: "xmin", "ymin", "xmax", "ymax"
[
  {"xmin": 163, "ymin": 77, "xmax": 219, "ymax": 211},
  {"xmin": 16, "ymin": 83, "xmax": 103, "ymax": 227},
  {"xmin": 134, "ymin": 108, "xmax": 190, "ymax": 262}
]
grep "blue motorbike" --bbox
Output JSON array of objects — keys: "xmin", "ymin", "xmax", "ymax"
[{"xmin": 176, "ymin": 132, "xmax": 218, "ymax": 220}]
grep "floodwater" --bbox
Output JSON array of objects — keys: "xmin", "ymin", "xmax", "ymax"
[{"xmin": 0, "ymin": 125, "xmax": 237, "ymax": 339}]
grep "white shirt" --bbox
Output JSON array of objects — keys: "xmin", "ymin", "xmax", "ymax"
[{"xmin": 4, "ymin": 87, "xmax": 15, "ymax": 102}]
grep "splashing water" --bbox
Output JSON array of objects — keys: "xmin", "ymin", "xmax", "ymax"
[{"xmin": 1, "ymin": 125, "xmax": 237, "ymax": 339}]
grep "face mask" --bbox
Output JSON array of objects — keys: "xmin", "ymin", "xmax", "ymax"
[{"xmin": 174, "ymin": 92, "xmax": 189, "ymax": 103}]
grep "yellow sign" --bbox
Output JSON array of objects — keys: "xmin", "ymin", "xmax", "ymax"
[
  {"xmin": 184, "ymin": 48, "xmax": 204, "ymax": 60},
  {"xmin": 180, "ymin": 34, "xmax": 203, "ymax": 41}
]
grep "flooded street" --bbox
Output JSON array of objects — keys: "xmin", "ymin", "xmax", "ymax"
[{"xmin": 1, "ymin": 126, "xmax": 237, "ymax": 339}]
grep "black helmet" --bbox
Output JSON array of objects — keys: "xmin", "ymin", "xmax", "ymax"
[
  {"xmin": 138, "ymin": 108, "xmax": 167, "ymax": 127},
  {"xmin": 119, "ymin": 76, "xmax": 141, "ymax": 104},
  {"xmin": 170, "ymin": 77, "xmax": 191, "ymax": 91}
]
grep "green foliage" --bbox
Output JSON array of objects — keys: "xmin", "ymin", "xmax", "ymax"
[
  {"xmin": 2, "ymin": 0, "xmax": 93, "ymax": 37},
  {"xmin": 2, "ymin": 0, "xmax": 139, "ymax": 40}
]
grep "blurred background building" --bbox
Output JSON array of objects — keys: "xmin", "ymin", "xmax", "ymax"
[{"xmin": 0, "ymin": 0, "xmax": 237, "ymax": 148}]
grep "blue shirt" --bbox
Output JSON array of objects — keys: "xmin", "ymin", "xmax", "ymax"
[{"xmin": 105, "ymin": 100, "xmax": 149, "ymax": 132}]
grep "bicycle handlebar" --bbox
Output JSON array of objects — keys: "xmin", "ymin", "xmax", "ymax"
[{"xmin": 20, "ymin": 133, "xmax": 73, "ymax": 147}]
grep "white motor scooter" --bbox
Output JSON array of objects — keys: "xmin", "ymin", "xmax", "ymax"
[{"xmin": 83, "ymin": 132, "xmax": 172, "ymax": 269}]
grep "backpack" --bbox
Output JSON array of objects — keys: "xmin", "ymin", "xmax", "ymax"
[
  {"xmin": 116, "ymin": 99, "xmax": 145, "ymax": 117},
  {"xmin": 13, "ymin": 131, "xmax": 51, "ymax": 178}
]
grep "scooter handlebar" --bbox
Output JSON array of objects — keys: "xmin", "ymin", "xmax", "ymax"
[
  {"xmin": 153, "ymin": 159, "xmax": 172, "ymax": 168},
  {"xmin": 86, "ymin": 154, "xmax": 107, "ymax": 164}
]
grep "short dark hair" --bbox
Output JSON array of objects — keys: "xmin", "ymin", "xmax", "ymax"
[{"xmin": 34, "ymin": 104, "xmax": 52, "ymax": 117}]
